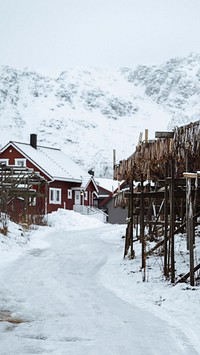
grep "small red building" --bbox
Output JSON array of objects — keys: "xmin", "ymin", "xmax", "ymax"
[
  {"xmin": 95, "ymin": 178, "xmax": 128, "ymax": 224},
  {"xmin": 0, "ymin": 134, "xmax": 99, "ymax": 219}
]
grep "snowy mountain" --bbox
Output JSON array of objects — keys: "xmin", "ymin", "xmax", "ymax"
[
  {"xmin": 122, "ymin": 51, "xmax": 200, "ymax": 128},
  {"xmin": 1, "ymin": 52, "xmax": 200, "ymax": 177}
]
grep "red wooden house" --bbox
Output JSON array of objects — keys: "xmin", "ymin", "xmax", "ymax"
[{"xmin": 0, "ymin": 134, "xmax": 99, "ymax": 220}]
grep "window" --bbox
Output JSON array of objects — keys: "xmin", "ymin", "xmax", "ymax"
[
  {"xmin": 29, "ymin": 197, "xmax": 36, "ymax": 206},
  {"xmin": 0, "ymin": 159, "xmax": 9, "ymax": 166},
  {"xmin": 56, "ymin": 190, "xmax": 60, "ymax": 202},
  {"xmin": 15, "ymin": 158, "xmax": 26, "ymax": 167},
  {"xmin": 84, "ymin": 191, "xmax": 88, "ymax": 201},
  {"xmin": 49, "ymin": 188, "xmax": 62, "ymax": 204},
  {"xmin": 68, "ymin": 189, "xmax": 72, "ymax": 199}
]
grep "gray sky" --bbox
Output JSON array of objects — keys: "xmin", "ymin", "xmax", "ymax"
[{"xmin": 0, "ymin": 0, "xmax": 200, "ymax": 76}]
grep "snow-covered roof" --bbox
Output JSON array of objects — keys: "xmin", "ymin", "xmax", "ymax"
[
  {"xmin": 81, "ymin": 175, "xmax": 99, "ymax": 193},
  {"xmin": 95, "ymin": 178, "xmax": 121, "ymax": 193},
  {"xmin": 6, "ymin": 141, "xmax": 91, "ymax": 183}
]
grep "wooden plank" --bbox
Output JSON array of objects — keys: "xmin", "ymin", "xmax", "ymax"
[
  {"xmin": 124, "ymin": 191, "xmax": 165, "ymax": 199},
  {"xmin": 183, "ymin": 172, "xmax": 200, "ymax": 179},
  {"xmin": 124, "ymin": 189, "xmax": 200, "ymax": 199},
  {"xmin": 176, "ymin": 263, "xmax": 200, "ymax": 284},
  {"xmin": 138, "ymin": 132, "xmax": 143, "ymax": 145},
  {"xmin": 155, "ymin": 131, "xmax": 174, "ymax": 138},
  {"xmin": 145, "ymin": 129, "xmax": 148, "ymax": 143},
  {"xmin": 147, "ymin": 209, "xmax": 200, "ymax": 256}
]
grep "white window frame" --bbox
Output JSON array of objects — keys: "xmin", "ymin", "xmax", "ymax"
[
  {"xmin": 15, "ymin": 158, "xmax": 26, "ymax": 167},
  {"xmin": 49, "ymin": 188, "xmax": 62, "ymax": 204},
  {"xmin": 84, "ymin": 191, "xmax": 88, "ymax": 201},
  {"xmin": 68, "ymin": 189, "xmax": 72, "ymax": 199},
  {"xmin": 0, "ymin": 158, "xmax": 9, "ymax": 165},
  {"xmin": 29, "ymin": 197, "xmax": 36, "ymax": 206}
]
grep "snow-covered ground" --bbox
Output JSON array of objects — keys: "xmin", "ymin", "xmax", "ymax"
[{"xmin": 0, "ymin": 210, "xmax": 200, "ymax": 354}]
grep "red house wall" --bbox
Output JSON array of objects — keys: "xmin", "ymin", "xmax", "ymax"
[
  {"xmin": 84, "ymin": 181, "xmax": 97, "ymax": 206},
  {"xmin": 48, "ymin": 180, "xmax": 81, "ymax": 213}
]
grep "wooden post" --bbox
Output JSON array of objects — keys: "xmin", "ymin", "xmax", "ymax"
[
  {"xmin": 130, "ymin": 179, "xmax": 134, "ymax": 258},
  {"xmin": 136, "ymin": 212, "xmax": 139, "ymax": 238},
  {"xmin": 138, "ymin": 132, "xmax": 143, "ymax": 145},
  {"xmin": 145, "ymin": 129, "xmax": 148, "ymax": 143},
  {"xmin": 169, "ymin": 159, "xmax": 175, "ymax": 284},
  {"xmin": 183, "ymin": 173, "xmax": 196, "ymax": 286},
  {"xmin": 164, "ymin": 162, "xmax": 169, "ymax": 278},
  {"xmin": 140, "ymin": 174, "xmax": 146, "ymax": 280},
  {"xmin": 193, "ymin": 174, "xmax": 198, "ymax": 243},
  {"xmin": 180, "ymin": 197, "xmax": 184, "ymax": 226},
  {"xmin": 124, "ymin": 183, "xmax": 133, "ymax": 259},
  {"xmin": 189, "ymin": 205, "xmax": 194, "ymax": 287},
  {"xmin": 187, "ymin": 177, "xmax": 194, "ymax": 286},
  {"xmin": 185, "ymin": 151, "xmax": 189, "ymax": 250}
]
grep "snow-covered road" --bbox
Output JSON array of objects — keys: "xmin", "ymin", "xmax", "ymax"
[{"xmin": 0, "ymin": 217, "xmax": 199, "ymax": 354}]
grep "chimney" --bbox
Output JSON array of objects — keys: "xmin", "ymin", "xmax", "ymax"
[
  {"xmin": 88, "ymin": 169, "xmax": 94, "ymax": 176},
  {"xmin": 30, "ymin": 134, "xmax": 37, "ymax": 149}
]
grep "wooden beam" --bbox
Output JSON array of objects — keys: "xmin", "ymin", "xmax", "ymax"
[
  {"xmin": 155, "ymin": 131, "xmax": 174, "ymax": 138},
  {"xmin": 138, "ymin": 132, "xmax": 143, "ymax": 145},
  {"xmin": 124, "ymin": 189, "xmax": 200, "ymax": 199},
  {"xmin": 145, "ymin": 129, "xmax": 148, "ymax": 143},
  {"xmin": 176, "ymin": 263, "xmax": 200, "ymax": 284},
  {"xmin": 183, "ymin": 172, "xmax": 200, "ymax": 179}
]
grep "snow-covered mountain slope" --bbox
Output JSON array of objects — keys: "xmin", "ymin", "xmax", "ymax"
[
  {"xmin": 0, "ymin": 52, "xmax": 200, "ymax": 177},
  {"xmin": 121, "ymin": 51, "xmax": 200, "ymax": 128}
]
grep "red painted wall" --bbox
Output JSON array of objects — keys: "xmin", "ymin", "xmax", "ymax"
[
  {"xmin": 47, "ymin": 180, "xmax": 81, "ymax": 213},
  {"xmin": 84, "ymin": 180, "xmax": 97, "ymax": 206}
]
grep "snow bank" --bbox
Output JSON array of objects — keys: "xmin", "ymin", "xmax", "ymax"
[
  {"xmin": 0, "ymin": 219, "xmax": 29, "ymax": 248},
  {"xmin": 99, "ymin": 229, "xmax": 200, "ymax": 353},
  {"xmin": 0, "ymin": 209, "xmax": 104, "ymax": 260},
  {"xmin": 46, "ymin": 208, "xmax": 104, "ymax": 231},
  {"xmin": 0, "ymin": 219, "xmax": 30, "ymax": 264}
]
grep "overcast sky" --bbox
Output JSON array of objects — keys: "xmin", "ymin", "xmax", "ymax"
[{"xmin": 0, "ymin": 0, "xmax": 200, "ymax": 76}]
